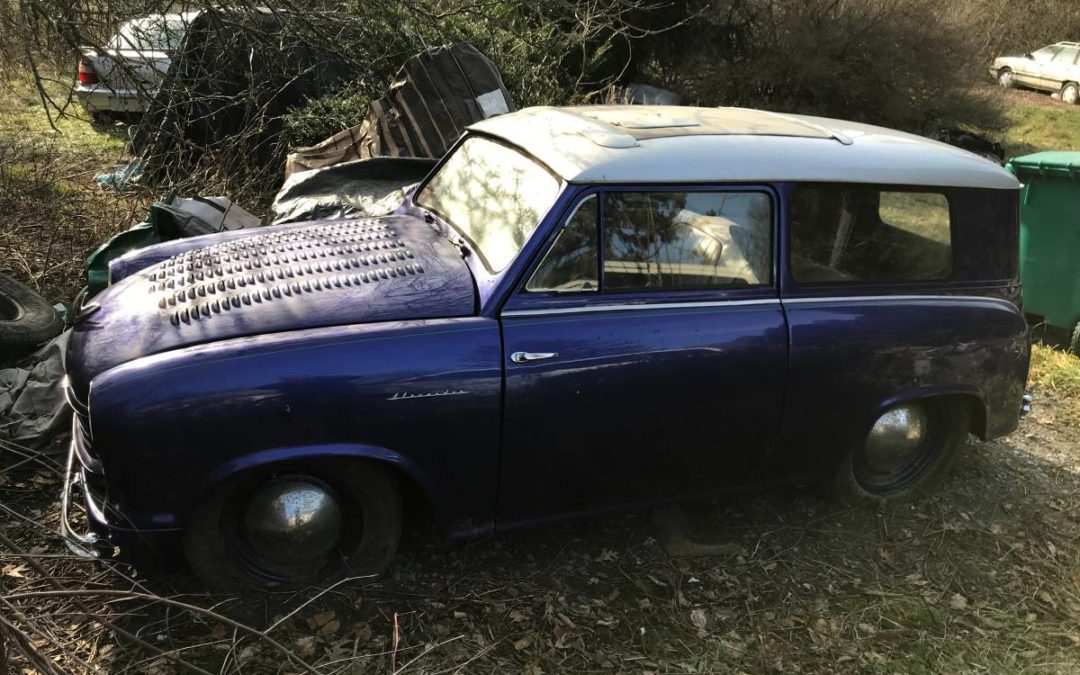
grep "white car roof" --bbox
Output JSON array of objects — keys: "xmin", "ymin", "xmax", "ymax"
[{"xmin": 469, "ymin": 106, "xmax": 1020, "ymax": 190}]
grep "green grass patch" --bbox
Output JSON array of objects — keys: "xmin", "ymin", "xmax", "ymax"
[
  {"xmin": 1001, "ymin": 98, "xmax": 1080, "ymax": 157},
  {"xmin": 0, "ymin": 72, "xmax": 126, "ymax": 163},
  {"xmin": 1029, "ymin": 343, "xmax": 1080, "ymax": 423}
]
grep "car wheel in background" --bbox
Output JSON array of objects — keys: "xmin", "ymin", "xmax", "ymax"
[
  {"xmin": 184, "ymin": 459, "xmax": 402, "ymax": 589},
  {"xmin": 1069, "ymin": 322, "xmax": 1080, "ymax": 356},
  {"xmin": 828, "ymin": 398, "xmax": 970, "ymax": 504},
  {"xmin": 997, "ymin": 69, "xmax": 1014, "ymax": 88},
  {"xmin": 0, "ymin": 275, "xmax": 63, "ymax": 364},
  {"xmin": 1060, "ymin": 82, "xmax": 1079, "ymax": 105}
]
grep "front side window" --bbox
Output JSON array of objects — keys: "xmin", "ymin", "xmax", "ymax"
[
  {"xmin": 604, "ymin": 191, "xmax": 772, "ymax": 290},
  {"xmin": 527, "ymin": 190, "xmax": 773, "ymax": 293},
  {"xmin": 526, "ymin": 195, "xmax": 599, "ymax": 293},
  {"xmin": 1053, "ymin": 46, "xmax": 1080, "ymax": 64},
  {"xmin": 789, "ymin": 185, "xmax": 952, "ymax": 283},
  {"xmin": 416, "ymin": 136, "xmax": 562, "ymax": 272}
]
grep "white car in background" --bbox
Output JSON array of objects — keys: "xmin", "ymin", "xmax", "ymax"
[
  {"xmin": 991, "ymin": 41, "xmax": 1080, "ymax": 104},
  {"xmin": 76, "ymin": 12, "xmax": 198, "ymax": 119}
]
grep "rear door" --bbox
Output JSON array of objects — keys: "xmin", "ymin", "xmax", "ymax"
[{"xmin": 497, "ymin": 186, "xmax": 789, "ymax": 526}]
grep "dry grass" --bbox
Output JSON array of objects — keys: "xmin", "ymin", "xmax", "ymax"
[
  {"xmin": 0, "ymin": 73, "xmax": 150, "ymax": 304},
  {"xmin": 1029, "ymin": 344, "xmax": 1080, "ymax": 427}
]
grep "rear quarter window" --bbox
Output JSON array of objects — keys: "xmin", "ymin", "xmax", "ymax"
[{"xmin": 789, "ymin": 185, "xmax": 952, "ymax": 283}]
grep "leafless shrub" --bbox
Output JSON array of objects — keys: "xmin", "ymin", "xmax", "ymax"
[{"xmin": 0, "ymin": 136, "xmax": 151, "ymax": 302}]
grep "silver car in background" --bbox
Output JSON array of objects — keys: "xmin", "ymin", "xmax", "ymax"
[
  {"xmin": 76, "ymin": 12, "xmax": 198, "ymax": 119},
  {"xmin": 991, "ymin": 41, "xmax": 1080, "ymax": 104}
]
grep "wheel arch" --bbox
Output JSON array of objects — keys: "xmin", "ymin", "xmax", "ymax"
[
  {"xmin": 192, "ymin": 443, "xmax": 443, "ymax": 531},
  {"xmin": 871, "ymin": 387, "xmax": 989, "ymax": 440}
]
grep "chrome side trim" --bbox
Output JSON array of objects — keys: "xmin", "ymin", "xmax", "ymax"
[
  {"xmin": 781, "ymin": 294, "xmax": 1016, "ymax": 307},
  {"xmin": 502, "ymin": 294, "xmax": 1014, "ymax": 318},
  {"xmin": 501, "ymin": 298, "xmax": 781, "ymax": 318}
]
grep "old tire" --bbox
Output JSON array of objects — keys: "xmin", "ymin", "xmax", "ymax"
[
  {"xmin": 184, "ymin": 459, "xmax": 401, "ymax": 590},
  {"xmin": 997, "ymin": 68, "xmax": 1014, "ymax": 89},
  {"xmin": 0, "ymin": 275, "xmax": 63, "ymax": 363},
  {"xmin": 1061, "ymin": 82, "xmax": 1080, "ymax": 105},
  {"xmin": 829, "ymin": 398, "xmax": 970, "ymax": 505}
]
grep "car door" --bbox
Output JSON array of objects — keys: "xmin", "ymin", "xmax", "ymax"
[
  {"xmin": 496, "ymin": 186, "xmax": 789, "ymax": 526},
  {"xmin": 1016, "ymin": 45, "xmax": 1060, "ymax": 89},
  {"xmin": 1042, "ymin": 45, "xmax": 1080, "ymax": 90}
]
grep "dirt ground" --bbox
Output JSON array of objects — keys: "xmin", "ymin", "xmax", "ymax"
[{"xmin": 2, "ymin": 381, "xmax": 1078, "ymax": 674}]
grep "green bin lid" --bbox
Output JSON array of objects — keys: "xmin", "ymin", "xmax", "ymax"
[{"xmin": 1006, "ymin": 151, "xmax": 1080, "ymax": 179}]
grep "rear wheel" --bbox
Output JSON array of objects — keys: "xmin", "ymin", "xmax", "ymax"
[
  {"xmin": 829, "ymin": 399, "xmax": 970, "ymax": 504},
  {"xmin": 1061, "ymin": 82, "xmax": 1079, "ymax": 105},
  {"xmin": 184, "ymin": 460, "xmax": 401, "ymax": 589}
]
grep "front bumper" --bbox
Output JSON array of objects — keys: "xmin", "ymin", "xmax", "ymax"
[{"xmin": 59, "ymin": 415, "xmax": 182, "ymax": 566}]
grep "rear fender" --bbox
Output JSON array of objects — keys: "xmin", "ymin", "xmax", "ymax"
[{"xmin": 870, "ymin": 386, "xmax": 989, "ymax": 439}]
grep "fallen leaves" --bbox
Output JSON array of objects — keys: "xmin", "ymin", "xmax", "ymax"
[
  {"xmin": 949, "ymin": 593, "xmax": 969, "ymax": 611},
  {"xmin": 689, "ymin": 608, "xmax": 708, "ymax": 637},
  {"xmin": 307, "ymin": 609, "xmax": 340, "ymax": 636}
]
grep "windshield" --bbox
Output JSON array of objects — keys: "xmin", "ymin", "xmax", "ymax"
[
  {"xmin": 416, "ymin": 136, "xmax": 561, "ymax": 272},
  {"xmin": 109, "ymin": 17, "xmax": 187, "ymax": 52}
]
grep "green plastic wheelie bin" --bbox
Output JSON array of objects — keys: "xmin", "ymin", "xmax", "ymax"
[{"xmin": 1006, "ymin": 152, "xmax": 1080, "ymax": 353}]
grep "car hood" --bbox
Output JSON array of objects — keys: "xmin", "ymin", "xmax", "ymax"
[{"xmin": 67, "ymin": 214, "xmax": 475, "ymax": 394}]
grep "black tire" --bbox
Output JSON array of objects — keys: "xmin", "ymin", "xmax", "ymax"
[
  {"xmin": 829, "ymin": 398, "xmax": 970, "ymax": 505},
  {"xmin": 1069, "ymin": 322, "xmax": 1080, "ymax": 356},
  {"xmin": 1061, "ymin": 82, "xmax": 1080, "ymax": 106},
  {"xmin": 184, "ymin": 459, "xmax": 402, "ymax": 590},
  {"xmin": 0, "ymin": 275, "xmax": 63, "ymax": 363}
]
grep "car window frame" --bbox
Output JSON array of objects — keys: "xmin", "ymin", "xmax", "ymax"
[
  {"xmin": 785, "ymin": 182, "xmax": 957, "ymax": 288},
  {"xmin": 505, "ymin": 183, "xmax": 780, "ymax": 313},
  {"xmin": 523, "ymin": 193, "xmax": 601, "ymax": 295},
  {"xmin": 414, "ymin": 133, "xmax": 566, "ymax": 275}
]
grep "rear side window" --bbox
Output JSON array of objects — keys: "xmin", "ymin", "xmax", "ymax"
[{"xmin": 789, "ymin": 185, "xmax": 952, "ymax": 283}]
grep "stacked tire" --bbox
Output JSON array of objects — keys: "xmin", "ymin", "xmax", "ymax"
[{"xmin": 0, "ymin": 276, "xmax": 64, "ymax": 364}]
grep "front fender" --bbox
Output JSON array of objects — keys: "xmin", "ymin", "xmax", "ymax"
[{"xmin": 85, "ymin": 317, "xmax": 502, "ymax": 537}]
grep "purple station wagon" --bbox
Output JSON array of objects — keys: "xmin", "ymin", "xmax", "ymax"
[{"xmin": 62, "ymin": 106, "xmax": 1030, "ymax": 587}]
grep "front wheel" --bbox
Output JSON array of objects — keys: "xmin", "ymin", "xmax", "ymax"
[
  {"xmin": 829, "ymin": 399, "xmax": 970, "ymax": 504},
  {"xmin": 997, "ymin": 69, "xmax": 1014, "ymax": 89},
  {"xmin": 184, "ymin": 460, "xmax": 401, "ymax": 589}
]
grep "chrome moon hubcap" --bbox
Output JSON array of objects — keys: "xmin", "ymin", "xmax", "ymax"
[
  {"xmin": 242, "ymin": 478, "xmax": 342, "ymax": 570},
  {"xmin": 863, "ymin": 404, "xmax": 928, "ymax": 472}
]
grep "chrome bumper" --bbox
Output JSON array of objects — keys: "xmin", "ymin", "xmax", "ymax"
[{"xmin": 59, "ymin": 440, "xmax": 102, "ymax": 558}]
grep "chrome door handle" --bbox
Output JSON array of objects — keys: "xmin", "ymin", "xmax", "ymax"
[{"xmin": 511, "ymin": 351, "xmax": 559, "ymax": 363}]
